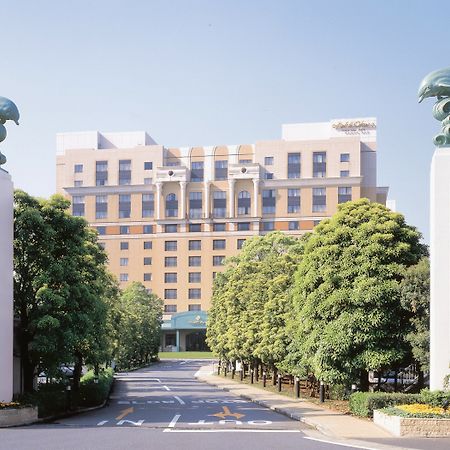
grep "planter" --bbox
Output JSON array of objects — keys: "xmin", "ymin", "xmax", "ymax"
[
  {"xmin": 374, "ymin": 409, "xmax": 450, "ymax": 437},
  {"xmin": 0, "ymin": 406, "xmax": 38, "ymax": 427}
]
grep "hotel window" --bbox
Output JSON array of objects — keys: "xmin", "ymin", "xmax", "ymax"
[
  {"xmin": 166, "ymin": 193, "xmax": 178, "ymax": 217},
  {"xmin": 96, "ymin": 226, "xmax": 106, "ymax": 235},
  {"xmin": 264, "ymin": 172, "xmax": 274, "ymax": 180},
  {"xmin": 264, "ymin": 156, "xmax": 274, "ymax": 165},
  {"xmin": 215, "ymin": 160, "xmax": 228, "ymax": 180},
  {"xmin": 165, "ymin": 240, "xmax": 177, "ymax": 251},
  {"xmin": 238, "ymin": 190, "xmax": 251, "ymax": 215},
  {"xmin": 119, "ymin": 194, "xmax": 131, "ymax": 218},
  {"xmin": 165, "ymin": 289, "xmax": 177, "ymax": 299},
  {"xmin": 189, "ymin": 256, "xmax": 201, "ymax": 267},
  {"xmin": 143, "ymin": 225, "xmax": 153, "ymax": 234},
  {"xmin": 191, "ymin": 161, "xmax": 204, "ymax": 182},
  {"xmin": 188, "ymin": 304, "xmax": 201, "ymax": 311},
  {"xmin": 164, "ymin": 305, "xmax": 177, "ymax": 313},
  {"xmin": 288, "ymin": 153, "xmax": 301, "ymax": 179},
  {"xmin": 119, "ymin": 160, "xmax": 132, "ymax": 185},
  {"xmin": 189, "ymin": 240, "xmax": 201, "ymax": 250},
  {"xmin": 96, "ymin": 161, "xmax": 108, "ymax": 186},
  {"xmin": 189, "ymin": 223, "xmax": 201, "ymax": 232},
  {"xmin": 189, "ymin": 288, "xmax": 201, "ymax": 299},
  {"xmin": 289, "ymin": 221, "xmax": 300, "ymax": 231},
  {"xmin": 340, "ymin": 153, "xmax": 350, "ymax": 162},
  {"xmin": 313, "ymin": 152, "xmax": 327, "ymax": 178},
  {"xmin": 239, "ymin": 159, "xmax": 252, "ymax": 164},
  {"xmin": 72, "ymin": 195, "xmax": 85, "ymax": 217},
  {"xmin": 189, "ymin": 192, "xmax": 202, "ymax": 219},
  {"xmin": 142, "ymin": 193, "xmax": 154, "ymax": 217},
  {"xmin": 212, "ymin": 272, "xmax": 217, "ymax": 279},
  {"xmin": 165, "ymin": 224, "xmax": 178, "ymax": 233},
  {"xmin": 165, "ymin": 273, "xmax": 177, "ymax": 283},
  {"xmin": 213, "ymin": 191, "xmax": 226, "ymax": 218},
  {"xmin": 262, "ymin": 189, "xmax": 276, "ymax": 214},
  {"xmin": 144, "ymin": 241, "xmax": 152, "ymax": 249},
  {"xmin": 312, "ymin": 187, "xmax": 326, "ymax": 212},
  {"xmin": 120, "ymin": 225, "xmax": 130, "ymax": 235},
  {"xmin": 340, "ymin": 170, "xmax": 350, "ymax": 177},
  {"xmin": 120, "ymin": 241, "xmax": 129, "ymax": 250},
  {"xmin": 262, "ymin": 221, "xmax": 275, "ymax": 231},
  {"xmin": 74, "ymin": 164, "xmax": 83, "ymax": 173},
  {"xmin": 165, "ymin": 257, "xmax": 177, "ymax": 267},
  {"xmin": 237, "ymin": 222, "xmax": 250, "ymax": 231},
  {"xmin": 314, "ymin": 219, "xmax": 322, "ymax": 226},
  {"xmin": 213, "ymin": 223, "xmax": 226, "ymax": 232},
  {"xmin": 120, "ymin": 258, "xmax": 128, "ymax": 266},
  {"xmin": 287, "ymin": 189, "xmax": 301, "ymax": 213},
  {"xmin": 144, "ymin": 161, "xmax": 153, "ymax": 170},
  {"xmin": 74, "ymin": 180, "xmax": 83, "ymax": 187},
  {"xmin": 143, "ymin": 257, "xmax": 152, "ymax": 265},
  {"xmin": 237, "ymin": 239, "xmax": 246, "ymax": 249},
  {"xmin": 143, "ymin": 273, "xmax": 152, "ymax": 281},
  {"xmin": 189, "ymin": 272, "xmax": 201, "ymax": 283},
  {"xmin": 119, "ymin": 273, "xmax": 128, "ymax": 282},
  {"xmin": 213, "ymin": 239, "xmax": 226, "ymax": 250},
  {"xmin": 95, "ymin": 195, "xmax": 108, "ymax": 219},
  {"xmin": 213, "ymin": 255, "xmax": 225, "ymax": 266},
  {"xmin": 338, "ymin": 186, "xmax": 352, "ymax": 204}
]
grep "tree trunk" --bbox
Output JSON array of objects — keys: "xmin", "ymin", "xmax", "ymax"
[
  {"xmin": 72, "ymin": 351, "xmax": 83, "ymax": 394},
  {"xmin": 272, "ymin": 367, "xmax": 278, "ymax": 386},
  {"xmin": 360, "ymin": 369, "xmax": 370, "ymax": 392}
]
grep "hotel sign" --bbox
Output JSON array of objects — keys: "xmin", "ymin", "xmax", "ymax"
[{"xmin": 331, "ymin": 119, "xmax": 376, "ymax": 136}]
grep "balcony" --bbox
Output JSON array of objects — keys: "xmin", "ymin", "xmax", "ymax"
[{"xmin": 228, "ymin": 163, "xmax": 261, "ymax": 180}]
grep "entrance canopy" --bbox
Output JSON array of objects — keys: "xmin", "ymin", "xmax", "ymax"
[{"xmin": 162, "ymin": 311, "xmax": 207, "ymax": 331}]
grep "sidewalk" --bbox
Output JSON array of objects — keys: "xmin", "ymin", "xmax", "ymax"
[{"xmin": 195, "ymin": 363, "xmax": 392, "ymax": 441}]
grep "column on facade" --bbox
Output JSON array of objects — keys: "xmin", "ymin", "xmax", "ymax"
[
  {"xmin": 228, "ymin": 179, "xmax": 235, "ymax": 218},
  {"xmin": 156, "ymin": 182, "xmax": 162, "ymax": 220},
  {"xmin": 204, "ymin": 181, "xmax": 210, "ymax": 219},
  {"xmin": 179, "ymin": 181, "xmax": 187, "ymax": 219},
  {"xmin": 253, "ymin": 179, "xmax": 259, "ymax": 217}
]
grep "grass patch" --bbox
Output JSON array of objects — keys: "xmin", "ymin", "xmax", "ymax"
[{"xmin": 158, "ymin": 351, "xmax": 215, "ymax": 359}]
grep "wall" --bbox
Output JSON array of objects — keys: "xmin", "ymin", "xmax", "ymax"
[{"xmin": 0, "ymin": 169, "xmax": 13, "ymax": 402}]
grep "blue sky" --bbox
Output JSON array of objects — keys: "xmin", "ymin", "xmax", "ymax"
[{"xmin": 2, "ymin": 0, "xmax": 449, "ymax": 242}]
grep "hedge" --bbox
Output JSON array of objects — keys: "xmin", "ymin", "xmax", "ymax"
[
  {"xmin": 349, "ymin": 392, "xmax": 419, "ymax": 417},
  {"xmin": 78, "ymin": 368, "xmax": 114, "ymax": 407}
]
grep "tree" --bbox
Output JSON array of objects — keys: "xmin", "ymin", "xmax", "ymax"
[
  {"xmin": 14, "ymin": 191, "xmax": 117, "ymax": 392},
  {"xmin": 115, "ymin": 282, "xmax": 163, "ymax": 370},
  {"xmin": 287, "ymin": 199, "xmax": 427, "ymax": 390},
  {"xmin": 400, "ymin": 257, "xmax": 430, "ymax": 372}
]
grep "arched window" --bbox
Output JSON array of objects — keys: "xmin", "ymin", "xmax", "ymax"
[
  {"xmin": 166, "ymin": 193, "xmax": 178, "ymax": 217},
  {"xmin": 238, "ymin": 190, "xmax": 251, "ymax": 215}
]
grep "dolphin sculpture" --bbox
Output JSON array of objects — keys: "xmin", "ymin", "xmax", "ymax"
[
  {"xmin": 0, "ymin": 96, "xmax": 20, "ymax": 125},
  {"xmin": 418, "ymin": 67, "xmax": 450, "ymax": 103}
]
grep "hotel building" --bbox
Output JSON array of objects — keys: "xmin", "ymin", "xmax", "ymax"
[{"xmin": 56, "ymin": 118, "xmax": 388, "ymax": 351}]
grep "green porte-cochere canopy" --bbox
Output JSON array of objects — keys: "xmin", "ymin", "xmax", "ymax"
[{"xmin": 162, "ymin": 311, "xmax": 207, "ymax": 330}]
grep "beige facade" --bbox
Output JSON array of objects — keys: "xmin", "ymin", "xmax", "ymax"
[{"xmin": 56, "ymin": 119, "xmax": 388, "ymax": 350}]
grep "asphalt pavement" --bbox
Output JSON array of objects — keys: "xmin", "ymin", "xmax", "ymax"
[{"xmin": 0, "ymin": 360, "xmax": 444, "ymax": 450}]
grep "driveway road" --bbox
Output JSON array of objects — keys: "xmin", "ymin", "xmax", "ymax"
[{"xmin": 1, "ymin": 360, "xmax": 444, "ymax": 450}]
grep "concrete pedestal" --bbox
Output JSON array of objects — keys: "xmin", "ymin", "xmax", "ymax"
[
  {"xmin": 0, "ymin": 169, "xmax": 13, "ymax": 402},
  {"xmin": 430, "ymin": 149, "xmax": 450, "ymax": 390}
]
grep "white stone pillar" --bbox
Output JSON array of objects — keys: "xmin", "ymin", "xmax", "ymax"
[
  {"xmin": 253, "ymin": 179, "xmax": 259, "ymax": 217},
  {"xmin": 228, "ymin": 179, "xmax": 235, "ymax": 218},
  {"xmin": 179, "ymin": 181, "xmax": 186, "ymax": 219},
  {"xmin": 0, "ymin": 169, "xmax": 13, "ymax": 402},
  {"xmin": 156, "ymin": 183, "xmax": 162, "ymax": 220},
  {"xmin": 204, "ymin": 182, "xmax": 210, "ymax": 219},
  {"xmin": 430, "ymin": 148, "xmax": 450, "ymax": 390}
]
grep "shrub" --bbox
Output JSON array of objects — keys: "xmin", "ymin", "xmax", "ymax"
[
  {"xmin": 419, "ymin": 389, "xmax": 450, "ymax": 407},
  {"xmin": 329, "ymin": 384, "xmax": 350, "ymax": 401},
  {"xmin": 18, "ymin": 383, "xmax": 67, "ymax": 418},
  {"xmin": 78, "ymin": 368, "xmax": 114, "ymax": 407},
  {"xmin": 349, "ymin": 392, "xmax": 419, "ymax": 417}
]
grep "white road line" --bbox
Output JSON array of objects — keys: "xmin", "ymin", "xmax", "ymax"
[
  {"xmin": 163, "ymin": 429, "xmax": 302, "ymax": 433},
  {"xmin": 167, "ymin": 414, "xmax": 181, "ymax": 428},
  {"xmin": 163, "ymin": 385, "xmax": 171, "ymax": 391},
  {"xmin": 96, "ymin": 421, "xmax": 108, "ymax": 426},
  {"xmin": 174, "ymin": 396, "xmax": 185, "ymax": 405},
  {"xmin": 303, "ymin": 437, "xmax": 380, "ymax": 450}
]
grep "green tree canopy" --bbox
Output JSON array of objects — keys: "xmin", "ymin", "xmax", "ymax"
[{"xmin": 286, "ymin": 199, "xmax": 427, "ymax": 389}]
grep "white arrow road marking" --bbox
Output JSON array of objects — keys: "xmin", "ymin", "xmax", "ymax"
[
  {"xmin": 116, "ymin": 420, "xmax": 144, "ymax": 426},
  {"xmin": 174, "ymin": 396, "xmax": 185, "ymax": 405},
  {"xmin": 167, "ymin": 414, "xmax": 181, "ymax": 428}
]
